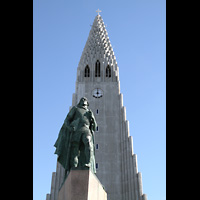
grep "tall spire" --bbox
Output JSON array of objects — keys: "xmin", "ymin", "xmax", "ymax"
[{"xmin": 78, "ymin": 14, "xmax": 118, "ymax": 72}]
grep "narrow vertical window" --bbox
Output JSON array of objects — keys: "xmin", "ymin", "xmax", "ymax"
[
  {"xmin": 96, "ymin": 144, "xmax": 99, "ymax": 149},
  {"xmin": 106, "ymin": 65, "xmax": 111, "ymax": 77},
  {"xmin": 96, "ymin": 126, "xmax": 99, "ymax": 132},
  {"xmin": 95, "ymin": 60, "xmax": 100, "ymax": 77},
  {"xmin": 96, "ymin": 163, "xmax": 99, "ymax": 169},
  {"xmin": 96, "ymin": 109, "xmax": 99, "ymax": 114},
  {"xmin": 85, "ymin": 65, "xmax": 90, "ymax": 77}
]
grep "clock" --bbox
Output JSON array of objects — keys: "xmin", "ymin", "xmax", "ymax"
[{"xmin": 92, "ymin": 88, "xmax": 103, "ymax": 98}]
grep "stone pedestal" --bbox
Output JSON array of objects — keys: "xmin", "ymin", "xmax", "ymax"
[{"xmin": 57, "ymin": 169, "xmax": 107, "ymax": 200}]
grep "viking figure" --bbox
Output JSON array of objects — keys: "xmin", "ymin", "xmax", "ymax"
[{"xmin": 54, "ymin": 97, "xmax": 97, "ymax": 182}]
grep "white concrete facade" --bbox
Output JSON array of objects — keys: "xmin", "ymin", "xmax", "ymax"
[{"xmin": 46, "ymin": 15, "xmax": 147, "ymax": 200}]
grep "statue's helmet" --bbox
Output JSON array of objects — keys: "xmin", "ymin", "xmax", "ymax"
[{"xmin": 79, "ymin": 97, "xmax": 89, "ymax": 106}]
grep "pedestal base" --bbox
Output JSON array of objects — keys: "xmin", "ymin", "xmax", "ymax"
[{"xmin": 57, "ymin": 169, "xmax": 107, "ymax": 200}]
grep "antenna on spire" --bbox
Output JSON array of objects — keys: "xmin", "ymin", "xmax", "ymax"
[{"xmin": 96, "ymin": 9, "xmax": 102, "ymax": 16}]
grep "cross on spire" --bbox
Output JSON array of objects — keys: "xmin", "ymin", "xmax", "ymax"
[{"xmin": 96, "ymin": 9, "xmax": 102, "ymax": 15}]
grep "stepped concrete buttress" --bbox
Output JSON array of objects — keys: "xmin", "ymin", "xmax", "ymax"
[{"xmin": 57, "ymin": 169, "xmax": 107, "ymax": 200}]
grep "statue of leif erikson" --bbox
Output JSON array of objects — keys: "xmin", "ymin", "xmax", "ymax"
[{"xmin": 54, "ymin": 97, "xmax": 97, "ymax": 182}]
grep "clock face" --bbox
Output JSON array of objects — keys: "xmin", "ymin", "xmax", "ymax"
[{"xmin": 92, "ymin": 88, "xmax": 103, "ymax": 98}]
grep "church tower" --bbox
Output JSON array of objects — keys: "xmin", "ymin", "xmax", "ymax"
[{"xmin": 46, "ymin": 13, "xmax": 147, "ymax": 200}]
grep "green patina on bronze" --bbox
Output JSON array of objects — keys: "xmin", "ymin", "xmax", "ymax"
[{"xmin": 54, "ymin": 97, "xmax": 97, "ymax": 182}]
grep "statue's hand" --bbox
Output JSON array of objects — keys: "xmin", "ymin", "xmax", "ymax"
[{"xmin": 88, "ymin": 110, "xmax": 93, "ymax": 117}]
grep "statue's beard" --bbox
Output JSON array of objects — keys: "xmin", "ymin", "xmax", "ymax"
[
  {"xmin": 82, "ymin": 103, "xmax": 87, "ymax": 108},
  {"xmin": 79, "ymin": 102, "xmax": 87, "ymax": 109}
]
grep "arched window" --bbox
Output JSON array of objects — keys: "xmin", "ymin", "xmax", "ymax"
[
  {"xmin": 85, "ymin": 65, "xmax": 90, "ymax": 77},
  {"xmin": 95, "ymin": 60, "xmax": 100, "ymax": 77},
  {"xmin": 106, "ymin": 65, "xmax": 111, "ymax": 77}
]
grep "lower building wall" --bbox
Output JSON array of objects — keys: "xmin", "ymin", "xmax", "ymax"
[{"xmin": 46, "ymin": 91, "xmax": 147, "ymax": 200}]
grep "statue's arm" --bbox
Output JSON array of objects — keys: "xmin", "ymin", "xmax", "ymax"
[
  {"xmin": 89, "ymin": 109, "xmax": 97, "ymax": 132},
  {"xmin": 64, "ymin": 106, "xmax": 76, "ymax": 126}
]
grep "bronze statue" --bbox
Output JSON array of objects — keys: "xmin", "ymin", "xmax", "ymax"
[{"xmin": 54, "ymin": 97, "xmax": 97, "ymax": 182}]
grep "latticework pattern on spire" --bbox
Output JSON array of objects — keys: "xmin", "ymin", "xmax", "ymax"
[{"xmin": 78, "ymin": 15, "xmax": 118, "ymax": 73}]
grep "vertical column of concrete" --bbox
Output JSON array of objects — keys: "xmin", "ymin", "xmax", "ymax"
[
  {"xmin": 50, "ymin": 163, "xmax": 65, "ymax": 200},
  {"xmin": 125, "ymin": 120, "xmax": 132, "ymax": 200},
  {"xmin": 124, "ymin": 124, "xmax": 129, "ymax": 200},
  {"xmin": 53, "ymin": 163, "xmax": 60, "ymax": 200},
  {"xmin": 142, "ymin": 194, "xmax": 148, "ymax": 200},
  {"xmin": 128, "ymin": 136, "xmax": 135, "ymax": 200},
  {"xmin": 119, "ymin": 94, "xmax": 125, "ymax": 200},
  {"xmin": 127, "ymin": 125, "xmax": 134, "ymax": 200},
  {"xmin": 46, "ymin": 152, "xmax": 65, "ymax": 199},
  {"xmin": 102, "ymin": 58, "xmax": 105, "ymax": 82},
  {"xmin": 111, "ymin": 63, "xmax": 114, "ymax": 82},
  {"xmin": 122, "ymin": 106, "xmax": 128, "ymax": 200},
  {"xmin": 131, "ymin": 155, "xmax": 137, "ymax": 200},
  {"xmin": 46, "ymin": 194, "xmax": 50, "ymax": 200},
  {"xmin": 56, "ymin": 162, "xmax": 65, "ymax": 190},
  {"xmin": 120, "ymin": 105, "xmax": 126, "ymax": 199},
  {"xmin": 50, "ymin": 172, "xmax": 56, "ymax": 200},
  {"xmin": 133, "ymin": 154, "xmax": 139, "ymax": 200},
  {"xmin": 89, "ymin": 55, "xmax": 92, "ymax": 83},
  {"xmin": 54, "ymin": 161, "xmax": 65, "ymax": 200},
  {"xmin": 137, "ymin": 172, "xmax": 143, "ymax": 200}
]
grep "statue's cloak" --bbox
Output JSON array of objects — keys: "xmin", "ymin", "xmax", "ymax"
[{"xmin": 54, "ymin": 122, "xmax": 72, "ymax": 171}]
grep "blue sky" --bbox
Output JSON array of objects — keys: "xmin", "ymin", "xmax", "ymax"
[{"xmin": 33, "ymin": 1, "xmax": 166, "ymax": 200}]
